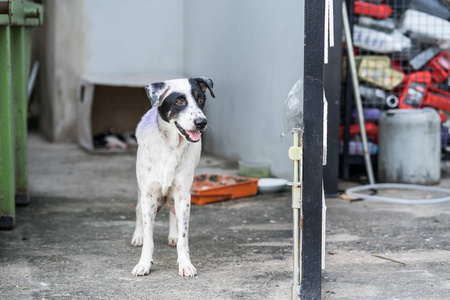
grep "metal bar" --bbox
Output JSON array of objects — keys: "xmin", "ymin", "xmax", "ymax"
[
  {"xmin": 0, "ymin": 25, "xmax": 15, "ymax": 229},
  {"xmin": 10, "ymin": 25, "xmax": 29, "ymax": 205},
  {"xmin": 342, "ymin": 0, "xmax": 355, "ymax": 180},
  {"xmin": 323, "ymin": 0, "xmax": 343, "ymax": 195},
  {"xmin": 342, "ymin": 2, "xmax": 375, "ymax": 185},
  {"xmin": 301, "ymin": 0, "xmax": 325, "ymax": 298},
  {"xmin": 7, "ymin": 0, "xmax": 43, "ymax": 26},
  {"xmin": 342, "ymin": 70, "xmax": 353, "ymax": 179},
  {"xmin": 0, "ymin": 0, "xmax": 12, "ymax": 25},
  {"xmin": 27, "ymin": 61, "xmax": 39, "ymax": 100},
  {"xmin": 290, "ymin": 130, "xmax": 303, "ymax": 299},
  {"xmin": 293, "ymin": 132, "xmax": 300, "ymax": 284}
]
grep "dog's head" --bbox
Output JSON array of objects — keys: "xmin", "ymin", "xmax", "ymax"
[{"xmin": 144, "ymin": 77, "xmax": 215, "ymax": 143}]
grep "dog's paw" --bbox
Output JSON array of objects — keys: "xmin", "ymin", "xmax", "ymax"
[
  {"xmin": 168, "ymin": 237, "xmax": 178, "ymax": 247},
  {"xmin": 178, "ymin": 262, "xmax": 197, "ymax": 277},
  {"xmin": 132, "ymin": 262, "xmax": 151, "ymax": 276},
  {"xmin": 131, "ymin": 233, "xmax": 143, "ymax": 247}
]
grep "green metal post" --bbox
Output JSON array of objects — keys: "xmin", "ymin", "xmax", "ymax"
[
  {"xmin": 10, "ymin": 25, "xmax": 29, "ymax": 205},
  {"xmin": 0, "ymin": 0, "xmax": 44, "ymax": 229},
  {"xmin": 0, "ymin": 25, "xmax": 16, "ymax": 229}
]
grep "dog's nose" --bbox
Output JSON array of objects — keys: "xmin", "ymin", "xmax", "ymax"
[{"xmin": 195, "ymin": 118, "xmax": 207, "ymax": 130}]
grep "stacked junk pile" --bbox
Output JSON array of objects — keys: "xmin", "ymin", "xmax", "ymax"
[{"xmin": 341, "ymin": 0, "xmax": 450, "ymax": 178}]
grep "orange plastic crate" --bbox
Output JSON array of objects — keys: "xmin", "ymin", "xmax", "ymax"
[{"xmin": 190, "ymin": 174, "xmax": 259, "ymax": 205}]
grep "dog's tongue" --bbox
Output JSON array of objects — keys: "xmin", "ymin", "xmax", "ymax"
[{"xmin": 187, "ymin": 130, "xmax": 201, "ymax": 141}]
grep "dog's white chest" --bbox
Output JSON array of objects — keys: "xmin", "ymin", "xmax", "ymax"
[
  {"xmin": 158, "ymin": 146, "xmax": 189, "ymax": 195},
  {"xmin": 136, "ymin": 124, "xmax": 200, "ymax": 196}
]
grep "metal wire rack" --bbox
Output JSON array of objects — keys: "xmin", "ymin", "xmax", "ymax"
[{"xmin": 342, "ymin": 0, "xmax": 450, "ymax": 178}]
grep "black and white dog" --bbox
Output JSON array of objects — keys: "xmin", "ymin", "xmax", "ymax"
[{"xmin": 131, "ymin": 77, "xmax": 215, "ymax": 277}]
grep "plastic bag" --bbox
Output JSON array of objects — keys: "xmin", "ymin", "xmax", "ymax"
[
  {"xmin": 353, "ymin": 25, "xmax": 412, "ymax": 53},
  {"xmin": 282, "ymin": 79, "xmax": 304, "ymax": 136},
  {"xmin": 400, "ymin": 9, "xmax": 450, "ymax": 50}
]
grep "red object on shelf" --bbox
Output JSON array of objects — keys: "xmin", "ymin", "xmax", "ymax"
[
  {"xmin": 190, "ymin": 174, "xmax": 259, "ymax": 205},
  {"xmin": 391, "ymin": 60, "xmax": 404, "ymax": 73},
  {"xmin": 423, "ymin": 85, "xmax": 450, "ymax": 113},
  {"xmin": 339, "ymin": 122, "xmax": 379, "ymax": 143},
  {"xmin": 398, "ymin": 71, "xmax": 432, "ymax": 109},
  {"xmin": 426, "ymin": 52, "xmax": 450, "ymax": 83},
  {"xmin": 342, "ymin": 42, "xmax": 358, "ymax": 55},
  {"xmin": 354, "ymin": 2, "xmax": 392, "ymax": 19}
]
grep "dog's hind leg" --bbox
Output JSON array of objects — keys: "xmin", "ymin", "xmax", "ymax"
[
  {"xmin": 168, "ymin": 210, "xmax": 178, "ymax": 247},
  {"xmin": 131, "ymin": 197, "xmax": 143, "ymax": 247}
]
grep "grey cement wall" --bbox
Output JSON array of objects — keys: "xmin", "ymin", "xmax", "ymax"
[
  {"xmin": 40, "ymin": 0, "xmax": 185, "ymax": 141},
  {"xmin": 184, "ymin": 0, "xmax": 304, "ymax": 179},
  {"xmin": 40, "ymin": 1, "xmax": 86, "ymax": 141},
  {"xmin": 82, "ymin": 0, "xmax": 185, "ymax": 75},
  {"xmin": 40, "ymin": 0, "xmax": 305, "ymax": 179}
]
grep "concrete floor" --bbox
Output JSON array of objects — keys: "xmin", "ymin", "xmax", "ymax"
[{"xmin": 0, "ymin": 133, "xmax": 449, "ymax": 299}]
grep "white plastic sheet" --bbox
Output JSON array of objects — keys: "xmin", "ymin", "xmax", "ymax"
[{"xmin": 283, "ymin": 79, "xmax": 304, "ymax": 135}]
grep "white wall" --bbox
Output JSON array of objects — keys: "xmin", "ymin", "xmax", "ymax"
[
  {"xmin": 42, "ymin": 0, "xmax": 185, "ymax": 141},
  {"xmin": 184, "ymin": 0, "xmax": 304, "ymax": 179},
  {"xmin": 82, "ymin": 0, "xmax": 184, "ymax": 75}
]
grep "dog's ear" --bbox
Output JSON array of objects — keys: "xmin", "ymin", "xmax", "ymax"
[
  {"xmin": 144, "ymin": 82, "xmax": 170, "ymax": 107},
  {"xmin": 193, "ymin": 77, "xmax": 215, "ymax": 98}
]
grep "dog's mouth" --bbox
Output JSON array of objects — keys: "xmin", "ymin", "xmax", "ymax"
[{"xmin": 175, "ymin": 122, "xmax": 202, "ymax": 143}]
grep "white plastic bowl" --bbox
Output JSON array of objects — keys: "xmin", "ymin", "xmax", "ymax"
[{"xmin": 257, "ymin": 178, "xmax": 289, "ymax": 193}]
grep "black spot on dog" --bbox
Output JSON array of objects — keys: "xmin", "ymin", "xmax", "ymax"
[
  {"xmin": 146, "ymin": 82, "xmax": 166, "ymax": 106},
  {"xmin": 158, "ymin": 92, "xmax": 187, "ymax": 123},
  {"xmin": 190, "ymin": 77, "xmax": 215, "ymax": 98},
  {"xmin": 188, "ymin": 78, "xmax": 207, "ymax": 110},
  {"xmin": 152, "ymin": 82, "xmax": 165, "ymax": 91}
]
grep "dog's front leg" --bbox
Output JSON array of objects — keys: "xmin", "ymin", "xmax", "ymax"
[
  {"xmin": 131, "ymin": 195, "xmax": 143, "ymax": 246},
  {"xmin": 174, "ymin": 192, "xmax": 197, "ymax": 277},
  {"xmin": 168, "ymin": 210, "xmax": 178, "ymax": 246},
  {"xmin": 132, "ymin": 187, "xmax": 158, "ymax": 276}
]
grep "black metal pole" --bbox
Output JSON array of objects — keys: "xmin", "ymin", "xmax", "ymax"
[
  {"xmin": 323, "ymin": 0, "xmax": 343, "ymax": 196},
  {"xmin": 301, "ymin": 0, "xmax": 325, "ymax": 298},
  {"xmin": 343, "ymin": 0, "xmax": 354, "ymax": 180}
]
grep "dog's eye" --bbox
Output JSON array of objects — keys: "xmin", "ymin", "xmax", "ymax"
[
  {"xmin": 176, "ymin": 98, "xmax": 186, "ymax": 105},
  {"xmin": 198, "ymin": 97, "xmax": 204, "ymax": 104}
]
